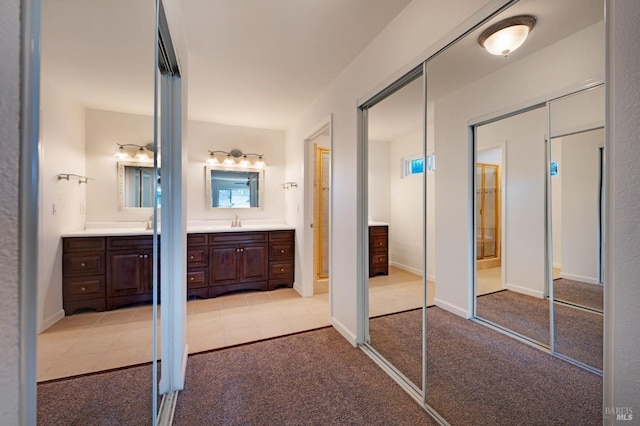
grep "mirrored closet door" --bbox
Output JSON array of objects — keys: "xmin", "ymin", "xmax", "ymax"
[
  {"xmin": 549, "ymin": 85, "xmax": 605, "ymax": 371},
  {"xmin": 363, "ymin": 67, "xmax": 426, "ymax": 393}
]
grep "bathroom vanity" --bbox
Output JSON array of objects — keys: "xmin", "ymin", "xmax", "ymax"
[{"xmin": 62, "ymin": 228, "xmax": 295, "ymax": 314}]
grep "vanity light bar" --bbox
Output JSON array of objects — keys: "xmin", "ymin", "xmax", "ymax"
[
  {"xmin": 207, "ymin": 149, "xmax": 266, "ymax": 167},
  {"xmin": 114, "ymin": 143, "xmax": 156, "ymax": 162}
]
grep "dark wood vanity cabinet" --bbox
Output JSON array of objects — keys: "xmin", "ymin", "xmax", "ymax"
[
  {"xmin": 268, "ymin": 230, "xmax": 295, "ymax": 290},
  {"xmin": 106, "ymin": 236, "xmax": 158, "ymax": 310},
  {"xmin": 62, "ymin": 237, "xmax": 107, "ymax": 314},
  {"xmin": 186, "ymin": 233, "xmax": 209, "ymax": 299},
  {"xmin": 369, "ymin": 225, "xmax": 389, "ymax": 277},
  {"xmin": 209, "ymin": 232, "xmax": 269, "ymax": 297},
  {"xmin": 63, "ymin": 229, "xmax": 295, "ymax": 314}
]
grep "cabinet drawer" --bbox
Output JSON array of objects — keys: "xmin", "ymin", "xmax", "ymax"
[
  {"xmin": 269, "ymin": 262, "xmax": 293, "ymax": 279},
  {"xmin": 369, "ymin": 235, "xmax": 387, "ymax": 251},
  {"xmin": 270, "ymin": 242, "xmax": 294, "ymax": 260},
  {"xmin": 187, "ymin": 233, "xmax": 208, "ymax": 246},
  {"xmin": 209, "ymin": 232, "xmax": 267, "ymax": 245},
  {"xmin": 107, "ymin": 236, "xmax": 154, "ymax": 250},
  {"xmin": 64, "ymin": 276, "xmax": 105, "ymax": 299},
  {"xmin": 187, "ymin": 269, "xmax": 207, "ymax": 288},
  {"xmin": 187, "ymin": 247, "xmax": 208, "ymax": 268},
  {"xmin": 370, "ymin": 252, "xmax": 388, "ymax": 267},
  {"xmin": 369, "ymin": 226, "xmax": 388, "ymax": 236},
  {"xmin": 63, "ymin": 252, "xmax": 105, "ymax": 277},
  {"xmin": 269, "ymin": 230, "xmax": 294, "ymax": 241},
  {"xmin": 63, "ymin": 237, "xmax": 105, "ymax": 252}
]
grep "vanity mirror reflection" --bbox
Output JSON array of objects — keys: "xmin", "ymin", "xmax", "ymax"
[
  {"xmin": 205, "ymin": 166, "xmax": 264, "ymax": 209},
  {"xmin": 118, "ymin": 162, "xmax": 160, "ymax": 209}
]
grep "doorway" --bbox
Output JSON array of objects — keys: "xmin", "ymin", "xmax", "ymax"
[{"xmin": 307, "ymin": 125, "xmax": 331, "ymax": 295}]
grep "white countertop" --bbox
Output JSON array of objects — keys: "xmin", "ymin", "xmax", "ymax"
[
  {"xmin": 368, "ymin": 221, "xmax": 389, "ymax": 227},
  {"xmin": 62, "ymin": 223, "xmax": 295, "ymax": 238}
]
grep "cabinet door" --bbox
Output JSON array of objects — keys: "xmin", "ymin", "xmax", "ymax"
[
  {"xmin": 240, "ymin": 244, "xmax": 268, "ymax": 282},
  {"xmin": 108, "ymin": 250, "xmax": 146, "ymax": 296},
  {"xmin": 210, "ymin": 245, "xmax": 239, "ymax": 285}
]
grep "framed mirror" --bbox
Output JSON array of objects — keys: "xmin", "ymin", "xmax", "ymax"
[
  {"xmin": 205, "ymin": 165, "xmax": 264, "ymax": 209},
  {"xmin": 118, "ymin": 161, "xmax": 160, "ymax": 210}
]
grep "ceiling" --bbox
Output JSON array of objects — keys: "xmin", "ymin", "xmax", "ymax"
[
  {"xmin": 366, "ymin": 0, "xmax": 604, "ymax": 143},
  {"xmin": 41, "ymin": 0, "xmax": 411, "ymax": 131}
]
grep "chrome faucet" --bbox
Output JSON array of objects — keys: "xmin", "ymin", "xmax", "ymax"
[
  {"xmin": 146, "ymin": 215, "xmax": 153, "ymax": 230},
  {"xmin": 231, "ymin": 215, "xmax": 242, "ymax": 228}
]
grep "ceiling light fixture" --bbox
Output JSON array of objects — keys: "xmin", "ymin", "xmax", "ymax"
[{"xmin": 478, "ymin": 15, "xmax": 536, "ymax": 57}]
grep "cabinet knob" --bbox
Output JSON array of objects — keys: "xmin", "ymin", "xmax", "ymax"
[
  {"xmin": 378, "ymin": 242, "xmax": 382, "ymax": 246},
  {"xmin": 189, "ymin": 255, "xmax": 194, "ymax": 260},
  {"xmin": 80, "ymin": 262, "xmax": 86, "ymax": 267},
  {"xmin": 280, "ymin": 249, "xmax": 285, "ymax": 253},
  {"xmin": 189, "ymin": 276, "xmax": 194, "ymax": 281},
  {"xmin": 81, "ymin": 286, "xmax": 86, "ymax": 291},
  {"xmin": 139, "ymin": 254, "xmax": 144, "ymax": 258},
  {"xmin": 144, "ymin": 254, "xmax": 149, "ymax": 258},
  {"xmin": 280, "ymin": 268, "xmax": 285, "ymax": 272}
]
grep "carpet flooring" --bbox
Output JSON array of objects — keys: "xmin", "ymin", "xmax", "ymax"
[
  {"xmin": 38, "ymin": 307, "xmax": 602, "ymax": 425},
  {"xmin": 475, "ymin": 289, "xmax": 602, "ymax": 370},
  {"xmin": 553, "ymin": 278, "xmax": 604, "ymax": 312},
  {"xmin": 476, "ymin": 290, "xmax": 551, "ymax": 345},
  {"xmin": 369, "ymin": 307, "xmax": 601, "ymax": 426}
]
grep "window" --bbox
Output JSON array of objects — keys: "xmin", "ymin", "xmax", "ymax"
[{"xmin": 403, "ymin": 154, "xmax": 424, "ymax": 177}]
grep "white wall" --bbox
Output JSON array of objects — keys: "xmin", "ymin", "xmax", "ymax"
[
  {"xmin": 38, "ymin": 77, "xmax": 86, "ymax": 331},
  {"xmin": 285, "ymin": 0, "xmax": 493, "ymax": 342},
  {"xmin": 389, "ymin": 129, "xmax": 423, "ymax": 275},
  {"xmin": 431, "ymin": 21, "xmax": 605, "ymax": 316},
  {"xmin": 0, "ymin": 0, "xmax": 21, "ymax": 421},
  {"xmin": 477, "ymin": 108, "xmax": 547, "ymax": 298},
  {"xmin": 367, "ymin": 139, "xmax": 391, "ymax": 223},
  {"xmin": 85, "ymin": 109, "xmax": 287, "ymax": 224},
  {"xmin": 606, "ymin": 0, "xmax": 640, "ymax": 415},
  {"xmin": 559, "ymin": 129, "xmax": 603, "ymax": 283}
]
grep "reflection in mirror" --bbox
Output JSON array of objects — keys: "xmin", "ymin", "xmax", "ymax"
[
  {"xmin": 549, "ymin": 87, "xmax": 604, "ymax": 370},
  {"xmin": 366, "ymin": 71, "xmax": 425, "ymax": 391},
  {"xmin": 118, "ymin": 162, "xmax": 160, "ymax": 209},
  {"xmin": 474, "ymin": 106, "xmax": 550, "ymax": 346},
  {"xmin": 205, "ymin": 166, "xmax": 264, "ymax": 209}
]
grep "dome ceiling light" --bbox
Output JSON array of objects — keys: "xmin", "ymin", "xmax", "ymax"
[{"xmin": 478, "ymin": 15, "xmax": 536, "ymax": 57}]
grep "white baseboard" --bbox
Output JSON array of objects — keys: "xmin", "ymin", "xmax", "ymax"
[
  {"xmin": 505, "ymin": 283, "xmax": 544, "ymax": 299},
  {"xmin": 330, "ymin": 316, "xmax": 358, "ymax": 347},
  {"xmin": 433, "ymin": 298, "xmax": 469, "ymax": 319},
  {"xmin": 558, "ymin": 272, "xmax": 598, "ymax": 284},
  {"xmin": 389, "ymin": 261, "xmax": 422, "ymax": 277},
  {"xmin": 39, "ymin": 309, "xmax": 65, "ymax": 333}
]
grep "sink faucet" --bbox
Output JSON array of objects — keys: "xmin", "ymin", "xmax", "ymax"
[
  {"xmin": 231, "ymin": 215, "xmax": 242, "ymax": 228},
  {"xmin": 146, "ymin": 215, "xmax": 153, "ymax": 230}
]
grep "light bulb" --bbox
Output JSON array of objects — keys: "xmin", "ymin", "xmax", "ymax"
[
  {"xmin": 114, "ymin": 146, "xmax": 129, "ymax": 159},
  {"xmin": 223, "ymin": 154, "xmax": 235, "ymax": 165}
]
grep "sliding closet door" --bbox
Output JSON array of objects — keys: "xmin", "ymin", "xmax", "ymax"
[
  {"xmin": 361, "ymin": 67, "xmax": 427, "ymax": 395},
  {"xmin": 548, "ymin": 85, "xmax": 605, "ymax": 371}
]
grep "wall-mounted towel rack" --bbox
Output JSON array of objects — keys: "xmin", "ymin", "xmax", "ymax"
[{"xmin": 58, "ymin": 173, "xmax": 92, "ymax": 184}]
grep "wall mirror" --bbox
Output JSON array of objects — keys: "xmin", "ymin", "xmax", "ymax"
[
  {"xmin": 205, "ymin": 165, "xmax": 264, "ymax": 209},
  {"xmin": 118, "ymin": 161, "xmax": 160, "ymax": 210},
  {"xmin": 364, "ymin": 68, "xmax": 426, "ymax": 393}
]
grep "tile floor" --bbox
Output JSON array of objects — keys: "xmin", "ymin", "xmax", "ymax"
[{"xmin": 38, "ymin": 266, "xmax": 424, "ymax": 382}]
